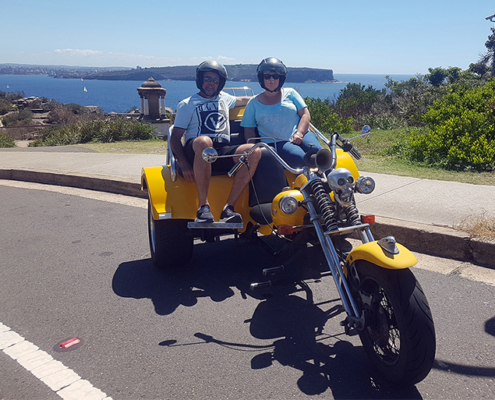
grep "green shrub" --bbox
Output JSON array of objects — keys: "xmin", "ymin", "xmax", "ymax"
[
  {"xmin": 1, "ymin": 110, "xmax": 33, "ymax": 127},
  {"xmin": 0, "ymin": 99, "xmax": 14, "ymax": 115},
  {"xmin": 406, "ymin": 80, "xmax": 495, "ymax": 170},
  {"xmin": 305, "ymin": 97, "xmax": 353, "ymax": 134},
  {"xmin": 31, "ymin": 117, "xmax": 157, "ymax": 147},
  {"xmin": 0, "ymin": 132, "xmax": 16, "ymax": 148}
]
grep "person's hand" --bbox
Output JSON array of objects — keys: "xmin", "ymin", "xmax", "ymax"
[
  {"xmin": 290, "ymin": 132, "xmax": 304, "ymax": 145},
  {"xmin": 181, "ymin": 162, "xmax": 195, "ymax": 182}
]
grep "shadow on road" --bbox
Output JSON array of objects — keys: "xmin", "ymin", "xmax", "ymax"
[
  {"xmin": 112, "ymin": 237, "xmax": 424, "ymax": 399},
  {"xmin": 194, "ymin": 295, "xmax": 423, "ymax": 399},
  {"xmin": 112, "ymin": 238, "xmax": 272, "ymax": 315}
]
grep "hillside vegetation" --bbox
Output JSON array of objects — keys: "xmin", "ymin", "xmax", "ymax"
[
  {"xmin": 305, "ymin": 64, "xmax": 495, "ymax": 172},
  {"xmin": 65, "ymin": 64, "xmax": 335, "ymax": 83}
]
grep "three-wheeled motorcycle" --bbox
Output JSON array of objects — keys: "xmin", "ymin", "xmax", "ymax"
[{"xmin": 141, "ymin": 90, "xmax": 436, "ymax": 385}]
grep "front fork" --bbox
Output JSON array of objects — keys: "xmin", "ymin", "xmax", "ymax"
[{"xmin": 301, "ymin": 183, "xmax": 371, "ymax": 331}]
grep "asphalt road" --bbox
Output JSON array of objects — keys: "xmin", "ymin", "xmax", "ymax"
[{"xmin": 1, "ymin": 182, "xmax": 494, "ymax": 400}]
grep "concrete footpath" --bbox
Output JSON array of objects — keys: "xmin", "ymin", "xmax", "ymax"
[{"xmin": 1, "ymin": 146, "xmax": 495, "ymax": 268}]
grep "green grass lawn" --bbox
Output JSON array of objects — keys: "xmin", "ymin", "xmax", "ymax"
[
  {"xmin": 340, "ymin": 128, "xmax": 495, "ymax": 186},
  {"xmin": 75, "ymin": 138, "xmax": 167, "ymax": 154},
  {"xmin": 74, "ymin": 130, "xmax": 495, "ymax": 186}
]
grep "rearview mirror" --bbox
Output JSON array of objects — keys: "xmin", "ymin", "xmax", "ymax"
[
  {"xmin": 202, "ymin": 147, "xmax": 218, "ymax": 163},
  {"xmin": 361, "ymin": 125, "xmax": 371, "ymax": 139}
]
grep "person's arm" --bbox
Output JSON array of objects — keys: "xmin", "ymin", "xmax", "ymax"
[
  {"xmin": 243, "ymin": 127, "xmax": 257, "ymax": 143},
  {"xmin": 235, "ymin": 96, "xmax": 252, "ymax": 107},
  {"xmin": 169, "ymin": 126, "xmax": 195, "ymax": 182},
  {"xmin": 240, "ymin": 97, "xmax": 257, "ymax": 143},
  {"xmin": 291, "ymin": 107, "xmax": 311, "ymax": 144}
]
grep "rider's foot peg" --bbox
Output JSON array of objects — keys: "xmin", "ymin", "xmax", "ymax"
[
  {"xmin": 250, "ymin": 281, "xmax": 272, "ymax": 291},
  {"xmin": 262, "ymin": 266, "xmax": 285, "ymax": 276}
]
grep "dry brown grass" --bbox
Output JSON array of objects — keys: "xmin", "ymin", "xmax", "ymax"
[{"xmin": 455, "ymin": 211, "xmax": 495, "ymax": 239}]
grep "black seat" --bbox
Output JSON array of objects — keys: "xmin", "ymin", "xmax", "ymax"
[{"xmin": 248, "ymin": 147, "xmax": 288, "ymax": 225}]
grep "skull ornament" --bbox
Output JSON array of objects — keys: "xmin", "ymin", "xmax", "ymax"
[{"xmin": 326, "ymin": 168, "xmax": 355, "ymax": 206}]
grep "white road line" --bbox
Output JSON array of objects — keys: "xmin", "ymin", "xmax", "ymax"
[{"xmin": 0, "ymin": 322, "xmax": 112, "ymax": 400}]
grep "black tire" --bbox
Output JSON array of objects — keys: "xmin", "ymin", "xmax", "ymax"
[
  {"xmin": 148, "ymin": 199, "xmax": 193, "ymax": 270},
  {"xmin": 348, "ymin": 261, "xmax": 436, "ymax": 385}
]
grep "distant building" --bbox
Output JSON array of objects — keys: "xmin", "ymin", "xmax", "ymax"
[
  {"xmin": 137, "ymin": 77, "xmax": 171, "ymax": 139},
  {"xmin": 137, "ymin": 77, "xmax": 167, "ymax": 120}
]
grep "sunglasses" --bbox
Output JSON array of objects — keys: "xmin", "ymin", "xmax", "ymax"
[
  {"xmin": 263, "ymin": 74, "xmax": 280, "ymax": 80},
  {"xmin": 204, "ymin": 76, "xmax": 220, "ymax": 84}
]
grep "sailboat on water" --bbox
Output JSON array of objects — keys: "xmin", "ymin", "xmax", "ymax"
[{"xmin": 83, "ymin": 87, "xmax": 87, "ymax": 92}]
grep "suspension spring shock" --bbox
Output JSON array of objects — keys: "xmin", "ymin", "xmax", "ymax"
[
  {"xmin": 344, "ymin": 200, "xmax": 361, "ymax": 226},
  {"xmin": 310, "ymin": 180, "xmax": 339, "ymax": 232}
]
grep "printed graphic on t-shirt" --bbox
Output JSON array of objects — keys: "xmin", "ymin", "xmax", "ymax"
[{"xmin": 195, "ymin": 101, "xmax": 229, "ymax": 141}]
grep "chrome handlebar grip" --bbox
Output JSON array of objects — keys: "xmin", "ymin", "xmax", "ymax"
[
  {"xmin": 228, "ymin": 157, "xmax": 246, "ymax": 177},
  {"xmin": 349, "ymin": 147, "xmax": 362, "ymax": 160}
]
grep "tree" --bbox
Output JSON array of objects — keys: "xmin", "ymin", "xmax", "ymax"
[
  {"xmin": 480, "ymin": 27, "xmax": 495, "ymax": 77},
  {"xmin": 425, "ymin": 67, "xmax": 448, "ymax": 87},
  {"xmin": 334, "ymin": 83, "xmax": 382, "ymax": 119},
  {"xmin": 469, "ymin": 61, "xmax": 489, "ymax": 78}
]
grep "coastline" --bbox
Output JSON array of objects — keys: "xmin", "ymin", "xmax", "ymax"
[{"xmin": 1, "ymin": 74, "xmax": 415, "ymax": 113}]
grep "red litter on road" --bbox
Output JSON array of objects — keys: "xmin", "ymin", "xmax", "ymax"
[{"xmin": 59, "ymin": 338, "xmax": 81, "ymax": 349}]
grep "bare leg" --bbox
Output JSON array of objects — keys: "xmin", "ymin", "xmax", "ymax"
[
  {"xmin": 226, "ymin": 144, "xmax": 262, "ymax": 207},
  {"xmin": 192, "ymin": 136, "xmax": 214, "ymax": 206}
]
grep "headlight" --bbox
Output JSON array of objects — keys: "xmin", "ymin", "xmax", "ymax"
[
  {"xmin": 279, "ymin": 195, "xmax": 299, "ymax": 215},
  {"xmin": 355, "ymin": 176, "xmax": 375, "ymax": 194}
]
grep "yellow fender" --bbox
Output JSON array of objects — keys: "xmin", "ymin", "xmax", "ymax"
[
  {"xmin": 346, "ymin": 241, "xmax": 418, "ymax": 270},
  {"xmin": 142, "ymin": 165, "xmax": 252, "ymax": 231},
  {"xmin": 142, "ymin": 165, "xmax": 198, "ymax": 220}
]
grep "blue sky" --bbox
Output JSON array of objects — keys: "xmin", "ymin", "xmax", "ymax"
[{"xmin": 1, "ymin": 0, "xmax": 494, "ymax": 74}]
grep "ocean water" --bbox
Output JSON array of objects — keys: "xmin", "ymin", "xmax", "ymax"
[{"xmin": 0, "ymin": 73, "xmax": 415, "ymax": 113}]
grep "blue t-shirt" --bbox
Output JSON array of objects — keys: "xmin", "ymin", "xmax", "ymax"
[
  {"xmin": 175, "ymin": 92, "xmax": 237, "ymax": 143},
  {"xmin": 241, "ymin": 88, "xmax": 307, "ymax": 142}
]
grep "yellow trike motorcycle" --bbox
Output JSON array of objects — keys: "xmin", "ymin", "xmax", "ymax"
[{"xmin": 142, "ymin": 104, "xmax": 436, "ymax": 386}]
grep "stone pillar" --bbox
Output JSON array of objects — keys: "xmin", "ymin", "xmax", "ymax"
[
  {"xmin": 137, "ymin": 77, "xmax": 167, "ymax": 120},
  {"xmin": 160, "ymin": 96, "xmax": 166, "ymax": 116}
]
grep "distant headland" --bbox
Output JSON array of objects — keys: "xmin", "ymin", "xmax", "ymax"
[{"xmin": 0, "ymin": 63, "xmax": 336, "ymax": 83}]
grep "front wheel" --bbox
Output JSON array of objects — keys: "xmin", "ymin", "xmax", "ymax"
[
  {"xmin": 348, "ymin": 261, "xmax": 436, "ymax": 385},
  {"xmin": 148, "ymin": 199, "xmax": 193, "ymax": 270}
]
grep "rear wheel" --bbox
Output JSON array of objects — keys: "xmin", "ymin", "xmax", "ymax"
[
  {"xmin": 348, "ymin": 261, "xmax": 436, "ymax": 385},
  {"xmin": 148, "ymin": 199, "xmax": 193, "ymax": 270}
]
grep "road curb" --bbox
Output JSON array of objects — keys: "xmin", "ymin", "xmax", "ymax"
[
  {"xmin": 0, "ymin": 169, "xmax": 147, "ymax": 199},
  {"xmin": 370, "ymin": 217, "xmax": 495, "ymax": 270},
  {"xmin": 2, "ymin": 168, "xmax": 494, "ymax": 270}
]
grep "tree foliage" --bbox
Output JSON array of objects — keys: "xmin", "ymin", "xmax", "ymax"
[
  {"xmin": 406, "ymin": 81, "xmax": 495, "ymax": 170},
  {"xmin": 304, "ymin": 97, "xmax": 353, "ymax": 134},
  {"xmin": 483, "ymin": 27, "xmax": 495, "ymax": 77}
]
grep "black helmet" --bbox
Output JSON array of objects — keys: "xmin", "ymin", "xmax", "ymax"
[
  {"xmin": 257, "ymin": 57, "xmax": 288, "ymax": 92},
  {"xmin": 196, "ymin": 61, "xmax": 228, "ymax": 96}
]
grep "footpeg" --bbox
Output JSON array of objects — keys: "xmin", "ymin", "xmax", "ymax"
[
  {"xmin": 250, "ymin": 281, "xmax": 272, "ymax": 291},
  {"xmin": 262, "ymin": 265, "xmax": 285, "ymax": 276},
  {"xmin": 187, "ymin": 221, "xmax": 243, "ymax": 230}
]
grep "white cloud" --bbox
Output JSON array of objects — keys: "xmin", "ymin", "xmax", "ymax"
[{"xmin": 53, "ymin": 49, "xmax": 104, "ymax": 57}]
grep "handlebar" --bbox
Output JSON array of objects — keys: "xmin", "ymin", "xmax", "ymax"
[
  {"xmin": 228, "ymin": 142, "xmax": 304, "ymax": 177},
  {"xmin": 209, "ymin": 124, "xmax": 371, "ymax": 178},
  {"xmin": 311, "ymin": 123, "xmax": 368, "ymax": 161}
]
